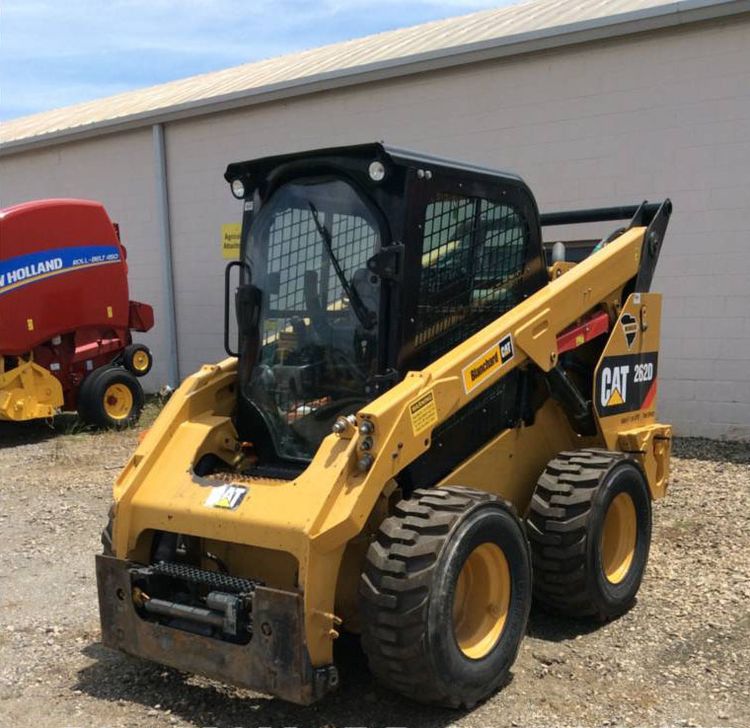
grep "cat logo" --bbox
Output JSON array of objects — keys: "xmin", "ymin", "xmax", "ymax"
[
  {"xmin": 600, "ymin": 364, "xmax": 629, "ymax": 407},
  {"xmin": 620, "ymin": 313, "xmax": 638, "ymax": 350},
  {"xmin": 204, "ymin": 484, "xmax": 248, "ymax": 510},
  {"xmin": 499, "ymin": 334, "xmax": 514, "ymax": 364}
]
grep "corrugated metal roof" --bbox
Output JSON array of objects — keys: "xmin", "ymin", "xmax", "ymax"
[{"xmin": 1, "ymin": 0, "xmax": 746, "ymax": 153}]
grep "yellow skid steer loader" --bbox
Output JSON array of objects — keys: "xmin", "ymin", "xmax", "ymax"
[{"xmin": 96, "ymin": 144, "xmax": 672, "ymax": 707}]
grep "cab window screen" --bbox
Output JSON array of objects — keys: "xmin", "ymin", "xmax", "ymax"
[{"xmin": 414, "ymin": 194, "xmax": 529, "ymax": 362}]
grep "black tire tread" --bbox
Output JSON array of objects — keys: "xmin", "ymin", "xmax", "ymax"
[
  {"xmin": 359, "ymin": 486, "xmax": 506, "ymax": 706},
  {"xmin": 77, "ymin": 366, "xmax": 144, "ymax": 429},
  {"xmin": 527, "ymin": 448, "xmax": 626, "ymax": 616}
]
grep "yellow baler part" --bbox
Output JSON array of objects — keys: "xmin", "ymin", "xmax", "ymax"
[{"xmin": 0, "ymin": 357, "xmax": 63, "ymax": 421}]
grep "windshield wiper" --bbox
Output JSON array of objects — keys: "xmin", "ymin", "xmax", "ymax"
[{"xmin": 308, "ymin": 202, "xmax": 375, "ymax": 330}]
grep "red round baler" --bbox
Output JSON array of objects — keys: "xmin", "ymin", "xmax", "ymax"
[{"xmin": 0, "ymin": 199, "xmax": 155, "ymax": 427}]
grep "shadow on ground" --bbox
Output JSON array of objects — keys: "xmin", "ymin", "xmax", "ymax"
[
  {"xmin": 75, "ymin": 638, "xmax": 465, "ymax": 728},
  {"xmin": 0, "ymin": 414, "xmax": 81, "ymax": 449},
  {"xmin": 74, "ymin": 608, "xmax": 610, "ymax": 727},
  {"xmin": 527, "ymin": 603, "xmax": 605, "ymax": 642},
  {"xmin": 0, "ymin": 395, "xmax": 162, "ymax": 450}
]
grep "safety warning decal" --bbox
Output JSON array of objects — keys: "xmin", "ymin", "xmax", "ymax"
[
  {"xmin": 204, "ymin": 484, "xmax": 247, "ymax": 510},
  {"xmin": 462, "ymin": 334, "xmax": 514, "ymax": 394},
  {"xmin": 620, "ymin": 313, "xmax": 638, "ymax": 350},
  {"xmin": 409, "ymin": 390, "xmax": 439, "ymax": 436},
  {"xmin": 595, "ymin": 352, "xmax": 658, "ymax": 418}
]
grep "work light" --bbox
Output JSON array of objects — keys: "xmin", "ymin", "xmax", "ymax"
[
  {"xmin": 368, "ymin": 161, "xmax": 386, "ymax": 182},
  {"xmin": 231, "ymin": 179, "xmax": 246, "ymax": 198}
]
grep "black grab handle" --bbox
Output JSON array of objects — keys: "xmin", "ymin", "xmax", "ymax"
[{"xmin": 224, "ymin": 260, "xmax": 247, "ymax": 357}]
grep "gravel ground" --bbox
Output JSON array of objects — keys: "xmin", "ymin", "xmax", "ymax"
[{"xmin": 1, "ymin": 412, "xmax": 748, "ymax": 728}]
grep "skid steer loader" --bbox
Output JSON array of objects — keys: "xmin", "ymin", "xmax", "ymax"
[{"xmin": 96, "ymin": 144, "xmax": 672, "ymax": 707}]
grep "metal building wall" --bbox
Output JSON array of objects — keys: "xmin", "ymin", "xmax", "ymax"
[
  {"xmin": 0, "ymin": 129, "xmax": 170, "ymax": 390},
  {"xmin": 1, "ymin": 15, "xmax": 748, "ymax": 438}
]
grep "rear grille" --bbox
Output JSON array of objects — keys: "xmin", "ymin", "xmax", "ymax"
[{"xmin": 148, "ymin": 561, "xmax": 261, "ymax": 594}]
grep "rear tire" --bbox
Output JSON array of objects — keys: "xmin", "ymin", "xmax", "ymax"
[
  {"xmin": 526, "ymin": 449, "xmax": 652, "ymax": 619},
  {"xmin": 122, "ymin": 343, "xmax": 153, "ymax": 377},
  {"xmin": 78, "ymin": 366, "xmax": 144, "ymax": 429},
  {"xmin": 359, "ymin": 486, "xmax": 532, "ymax": 708}
]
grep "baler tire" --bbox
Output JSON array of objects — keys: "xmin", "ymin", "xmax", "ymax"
[
  {"xmin": 76, "ymin": 365, "xmax": 114, "ymax": 424},
  {"xmin": 78, "ymin": 367, "xmax": 144, "ymax": 429},
  {"xmin": 123, "ymin": 344, "xmax": 153, "ymax": 377},
  {"xmin": 359, "ymin": 486, "xmax": 532, "ymax": 708},
  {"xmin": 526, "ymin": 449, "xmax": 652, "ymax": 619}
]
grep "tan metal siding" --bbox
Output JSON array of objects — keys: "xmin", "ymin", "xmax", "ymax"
[
  {"xmin": 0, "ymin": 129, "xmax": 168, "ymax": 389},
  {"xmin": 2, "ymin": 16, "xmax": 748, "ymax": 438}
]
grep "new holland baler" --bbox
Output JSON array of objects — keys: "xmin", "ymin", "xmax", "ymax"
[{"xmin": 0, "ymin": 198, "xmax": 155, "ymax": 427}]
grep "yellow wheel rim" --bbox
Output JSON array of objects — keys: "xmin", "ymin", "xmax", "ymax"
[
  {"xmin": 132, "ymin": 350, "xmax": 150, "ymax": 373},
  {"xmin": 103, "ymin": 383, "xmax": 133, "ymax": 420},
  {"xmin": 452, "ymin": 542, "xmax": 510, "ymax": 659},
  {"xmin": 600, "ymin": 492, "xmax": 637, "ymax": 584}
]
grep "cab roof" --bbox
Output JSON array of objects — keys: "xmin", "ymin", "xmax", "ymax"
[{"xmin": 224, "ymin": 142, "xmax": 525, "ymax": 188}]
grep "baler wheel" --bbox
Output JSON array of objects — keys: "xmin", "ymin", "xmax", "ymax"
[
  {"xmin": 526, "ymin": 449, "xmax": 652, "ymax": 619},
  {"xmin": 123, "ymin": 343, "xmax": 153, "ymax": 377},
  {"xmin": 78, "ymin": 366, "xmax": 144, "ymax": 429},
  {"xmin": 359, "ymin": 486, "xmax": 531, "ymax": 708}
]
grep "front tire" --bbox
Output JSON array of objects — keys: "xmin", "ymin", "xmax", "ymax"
[
  {"xmin": 359, "ymin": 486, "xmax": 532, "ymax": 708},
  {"xmin": 526, "ymin": 449, "xmax": 652, "ymax": 619}
]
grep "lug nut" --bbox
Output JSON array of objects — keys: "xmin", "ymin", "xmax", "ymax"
[
  {"xmin": 332, "ymin": 416, "xmax": 349, "ymax": 434},
  {"xmin": 359, "ymin": 420, "xmax": 374, "ymax": 436},
  {"xmin": 357, "ymin": 453, "xmax": 374, "ymax": 472},
  {"xmin": 360, "ymin": 437, "xmax": 372, "ymax": 451}
]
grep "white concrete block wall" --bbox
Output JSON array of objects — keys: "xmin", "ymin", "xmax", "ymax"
[
  {"xmin": 2, "ymin": 14, "xmax": 748, "ymax": 438},
  {"xmin": 0, "ymin": 129, "xmax": 169, "ymax": 389}
]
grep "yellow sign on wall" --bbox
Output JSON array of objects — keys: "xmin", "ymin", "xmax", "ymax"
[{"xmin": 221, "ymin": 223, "xmax": 242, "ymax": 259}]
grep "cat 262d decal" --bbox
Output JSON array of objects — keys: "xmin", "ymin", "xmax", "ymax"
[{"xmin": 595, "ymin": 352, "xmax": 658, "ymax": 418}]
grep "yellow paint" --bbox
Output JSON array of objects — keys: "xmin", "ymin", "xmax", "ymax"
[
  {"xmin": 452, "ymin": 542, "xmax": 509, "ymax": 659},
  {"xmin": 600, "ymin": 492, "xmax": 637, "ymax": 584},
  {"xmin": 107, "ymin": 306, "xmax": 113, "ymax": 319},
  {"xmin": 132, "ymin": 350, "xmax": 150, "ymax": 373},
  {"xmin": 0, "ymin": 356, "xmax": 63, "ymax": 421},
  {"xmin": 103, "ymin": 383, "xmax": 133, "ymax": 420},
  {"xmin": 437, "ymin": 399, "xmax": 580, "ymax": 514},
  {"xmin": 221, "ymin": 223, "xmax": 242, "ymax": 260},
  {"xmin": 617, "ymin": 423, "xmax": 672, "ymax": 499},
  {"xmin": 26, "ymin": 319, "xmax": 34, "ymax": 331},
  {"xmin": 104, "ymin": 222, "xmax": 671, "ymax": 679}
]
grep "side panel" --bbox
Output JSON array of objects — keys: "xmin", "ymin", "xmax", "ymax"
[
  {"xmin": 594, "ymin": 292, "xmax": 672, "ymax": 498},
  {"xmin": 594, "ymin": 292, "xmax": 662, "ymax": 441},
  {"xmin": 437, "ymin": 398, "xmax": 580, "ymax": 515}
]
